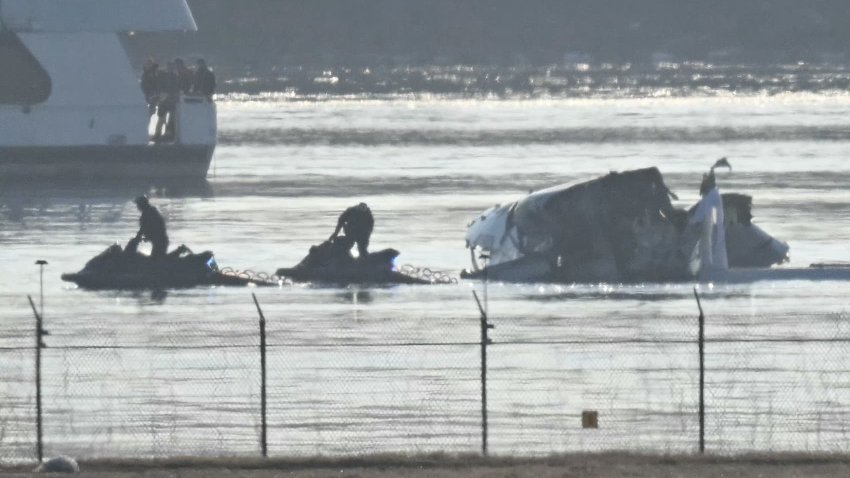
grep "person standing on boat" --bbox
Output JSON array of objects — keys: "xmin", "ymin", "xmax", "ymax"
[
  {"xmin": 174, "ymin": 58, "xmax": 194, "ymax": 94},
  {"xmin": 153, "ymin": 61, "xmax": 181, "ymax": 141},
  {"xmin": 134, "ymin": 196, "xmax": 169, "ymax": 258},
  {"xmin": 141, "ymin": 58, "xmax": 160, "ymax": 115},
  {"xmin": 192, "ymin": 58, "xmax": 216, "ymax": 99},
  {"xmin": 329, "ymin": 203, "xmax": 374, "ymax": 258}
]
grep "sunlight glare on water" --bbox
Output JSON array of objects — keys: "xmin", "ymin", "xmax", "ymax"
[{"xmin": 3, "ymin": 87, "xmax": 850, "ymax": 458}]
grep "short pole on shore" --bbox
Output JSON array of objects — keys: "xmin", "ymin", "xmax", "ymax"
[
  {"xmin": 473, "ymin": 290, "xmax": 493, "ymax": 456},
  {"xmin": 693, "ymin": 287, "xmax": 706, "ymax": 454},
  {"xmin": 36, "ymin": 260, "xmax": 47, "ymax": 319},
  {"xmin": 251, "ymin": 293, "xmax": 268, "ymax": 458},
  {"xmin": 32, "ymin": 259, "xmax": 49, "ymax": 463},
  {"xmin": 27, "ymin": 295, "xmax": 48, "ymax": 463},
  {"xmin": 482, "ymin": 254, "xmax": 489, "ymax": 320}
]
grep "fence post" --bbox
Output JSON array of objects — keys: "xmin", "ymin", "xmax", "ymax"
[
  {"xmin": 473, "ymin": 290, "xmax": 493, "ymax": 455},
  {"xmin": 27, "ymin": 294, "xmax": 48, "ymax": 463},
  {"xmin": 693, "ymin": 287, "xmax": 705, "ymax": 454},
  {"xmin": 251, "ymin": 293, "xmax": 268, "ymax": 458}
]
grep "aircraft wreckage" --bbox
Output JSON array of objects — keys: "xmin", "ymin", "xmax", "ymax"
[{"xmin": 462, "ymin": 161, "xmax": 850, "ymax": 284}]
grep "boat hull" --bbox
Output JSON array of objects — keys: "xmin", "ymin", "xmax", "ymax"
[
  {"xmin": 276, "ymin": 246, "xmax": 433, "ymax": 285},
  {"xmin": 61, "ymin": 270, "xmax": 262, "ymax": 289},
  {"xmin": 61, "ymin": 245, "xmax": 267, "ymax": 290},
  {"xmin": 275, "ymin": 267, "xmax": 429, "ymax": 285},
  {"xmin": 0, "ymin": 144, "xmax": 214, "ymax": 179}
]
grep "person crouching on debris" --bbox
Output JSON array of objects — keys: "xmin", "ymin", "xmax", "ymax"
[
  {"xmin": 329, "ymin": 202, "xmax": 374, "ymax": 258},
  {"xmin": 134, "ymin": 196, "xmax": 169, "ymax": 258}
]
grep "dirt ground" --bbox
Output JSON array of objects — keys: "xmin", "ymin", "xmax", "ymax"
[{"xmin": 5, "ymin": 454, "xmax": 850, "ymax": 478}]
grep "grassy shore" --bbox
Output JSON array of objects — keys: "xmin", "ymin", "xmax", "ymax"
[{"xmin": 5, "ymin": 453, "xmax": 850, "ymax": 477}]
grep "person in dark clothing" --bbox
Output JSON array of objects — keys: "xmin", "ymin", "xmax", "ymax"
[
  {"xmin": 174, "ymin": 58, "xmax": 193, "ymax": 95},
  {"xmin": 329, "ymin": 203, "xmax": 374, "ymax": 257},
  {"xmin": 192, "ymin": 58, "xmax": 216, "ymax": 99},
  {"xmin": 153, "ymin": 61, "xmax": 181, "ymax": 141},
  {"xmin": 134, "ymin": 196, "xmax": 169, "ymax": 258},
  {"xmin": 140, "ymin": 58, "xmax": 159, "ymax": 115}
]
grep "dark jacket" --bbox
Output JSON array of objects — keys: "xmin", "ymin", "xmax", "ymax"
[
  {"xmin": 141, "ymin": 64, "xmax": 159, "ymax": 101},
  {"xmin": 178, "ymin": 69, "xmax": 194, "ymax": 95},
  {"xmin": 337, "ymin": 204, "xmax": 374, "ymax": 239},
  {"xmin": 193, "ymin": 67, "xmax": 216, "ymax": 98},
  {"xmin": 139, "ymin": 205, "xmax": 168, "ymax": 244},
  {"xmin": 157, "ymin": 69, "xmax": 181, "ymax": 110}
]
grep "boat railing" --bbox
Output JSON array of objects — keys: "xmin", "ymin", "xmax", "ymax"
[{"xmin": 172, "ymin": 93, "xmax": 217, "ymax": 146}]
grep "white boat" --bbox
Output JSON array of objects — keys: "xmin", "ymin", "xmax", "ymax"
[{"xmin": 0, "ymin": 0, "xmax": 216, "ymax": 179}]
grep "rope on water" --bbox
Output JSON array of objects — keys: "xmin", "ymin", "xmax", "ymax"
[{"xmin": 399, "ymin": 264, "xmax": 458, "ymax": 284}]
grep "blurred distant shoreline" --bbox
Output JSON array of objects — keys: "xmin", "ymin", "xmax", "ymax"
[
  {"xmin": 135, "ymin": 62, "xmax": 850, "ymax": 99},
  {"xmin": 121, "ymin": 1, "xmax": 850, "ymax": 97},
  {"xmin": 126, "ymin": 0, "xmax": 850, "ymax": 74}
]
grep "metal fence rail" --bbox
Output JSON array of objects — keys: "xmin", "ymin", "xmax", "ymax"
[{"xmin": 2, "ymin": 293, "xmax": 850, "ymax": 463}]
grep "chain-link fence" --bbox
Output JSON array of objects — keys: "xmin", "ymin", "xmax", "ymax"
[{"xmin": 3, "ymin": 294, "xmax": 850, "ymax": 463}]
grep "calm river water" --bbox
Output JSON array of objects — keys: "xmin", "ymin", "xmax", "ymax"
[{"xmin": 3, "ymin": 75, "xmax": 850, "ymax": 460}]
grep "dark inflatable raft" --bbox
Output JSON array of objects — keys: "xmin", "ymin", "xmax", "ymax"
[
  {"xmin": 62, "ymin": 243, "xmax": 267, "ymax": 289},
  {"xmin": 276, "ymin": 239, "xmax": 444, "ymax": 285}
]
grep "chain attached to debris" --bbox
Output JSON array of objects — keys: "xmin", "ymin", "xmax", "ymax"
[
  {"xmin": 218, "ymin": 267, "xmax": 288, "ymax": 286},
  {"xmin": 398, "ymin": 264, "xmax": 458, "ymax": 284},
  {"xmin": 218, "ymin": 266, "xmax": 456, "ymax": 286}
]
